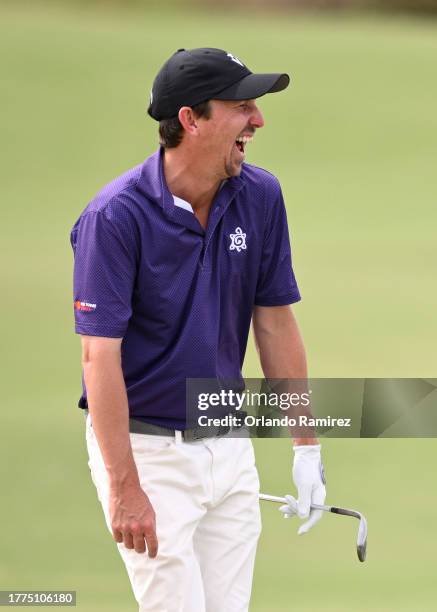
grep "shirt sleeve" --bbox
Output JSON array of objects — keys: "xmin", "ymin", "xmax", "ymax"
[
  {"xmin": 254, "ymin": 182, "xmax": 301, "ymax": 307},
  {"xmin": 71, "ymin": 203, "xmax": 139, "ymax": 337}
]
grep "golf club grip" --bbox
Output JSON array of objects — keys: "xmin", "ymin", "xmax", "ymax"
[
  {"xmin": 259, "ymin": 496, "xmax": 362, "ymax": 520},
  {"xmin": 259, "ymin": 496, "xmax": 331, "ymax": 512}
]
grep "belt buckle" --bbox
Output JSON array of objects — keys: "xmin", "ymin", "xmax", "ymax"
[
  {"xmin": 217, "ymin": 424, "xmax": 231, "ymax": 437},
  {"xmin": 183, "ymin": 424, "xmax": 228, "ymax": 442},
  {"xmin": 182, "ymin": 428, "xmax": 203, "ymax": 442},
  {"xmin": 182, "ymin": 412, "xmax": 247, "ymax": 442}
]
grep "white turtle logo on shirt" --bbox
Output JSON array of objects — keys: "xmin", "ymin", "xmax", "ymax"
[{"xmin": 229, "ymin": 227, "xmax": 247, "ymax": 252}]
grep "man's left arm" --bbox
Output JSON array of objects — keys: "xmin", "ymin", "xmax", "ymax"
[{"xmin": 252, "ymin": 304, "xmax": 326, "ymax": 534}]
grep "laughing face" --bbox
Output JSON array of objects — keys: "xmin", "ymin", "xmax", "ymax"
[{"xmin": 196, "ymin": 99, "xmax": 265, "ymax": 179}]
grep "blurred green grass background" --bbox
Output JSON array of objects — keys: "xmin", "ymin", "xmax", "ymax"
[{"xmin": 1, "ymin": 2, "xmax": 436, "ymax": 610}]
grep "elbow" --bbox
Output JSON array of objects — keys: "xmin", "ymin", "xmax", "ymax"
[
  {"xmin": 81, "ymin": 342, "xmax": 92, "ymax": 367},
  {"xmin": 80, "ymin": 336, "xmax": 123, "ymax": 369}
]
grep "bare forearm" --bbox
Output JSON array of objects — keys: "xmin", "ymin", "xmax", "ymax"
[
  {"xmin": 253, "ymin": 305, "xmax": 307, "ymax": 379},
  {"xmin": 82, "ymin": 340, "xmax": 139, "ymax": 490},
  {"xmin": 253, "ymin": 307, "xmax": 307, "ymax": 379},
  {"xmin": 80, "ymin": 336, "xmax": 157, "ymax": 556},
  {"xmin": 253, "ymin": 306, "xmax": 317, "ymax": 445}
]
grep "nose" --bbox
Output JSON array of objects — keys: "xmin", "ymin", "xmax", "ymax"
[{"xmin": 250, "ymin": 104, "xmax": 264, "ymax": 129}]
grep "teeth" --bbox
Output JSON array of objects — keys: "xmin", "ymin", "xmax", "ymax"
[{"xmin": 236, "ymin": 135, "xmax": 253, "ymax": 144}]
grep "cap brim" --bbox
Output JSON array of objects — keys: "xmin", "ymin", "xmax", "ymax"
[{"xmin": 213, "ymin": 73, "xmax": 290, "ymax": 101}]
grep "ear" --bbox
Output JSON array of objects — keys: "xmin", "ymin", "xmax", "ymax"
[{"xmin": 178, "ymin": 107, "xmax": 198, "ymax": 135}]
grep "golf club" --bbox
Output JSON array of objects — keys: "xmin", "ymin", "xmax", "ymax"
[{"xmin": 259, "ymin": 493, "xmax": 368, "ymax": 562}]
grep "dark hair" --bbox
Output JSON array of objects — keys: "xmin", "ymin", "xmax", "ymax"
[{"xmin": 159, "ymin": 100, "xmax": 212, "ymax": 149}]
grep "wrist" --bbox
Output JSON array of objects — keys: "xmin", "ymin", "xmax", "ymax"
[
  {"xmin": 108, "ymin": 467, "xmax": 140, "ymax": 493},
  {"xmin": 293, "ymin": 438, "xmax": 319, "ymax": 446},
  {"xmin": 293, "ymin": 443, "xmax": 321, "ymax": 456}
]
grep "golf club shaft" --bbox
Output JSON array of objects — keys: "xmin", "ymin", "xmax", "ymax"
[{"xmin": 259, "ymin": 493, "xmax": 330, "ymax": 512}]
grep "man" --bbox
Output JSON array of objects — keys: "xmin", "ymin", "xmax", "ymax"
[{"xmin": 71, "ymin": 48, "xmax": 326, "ymax": 612}]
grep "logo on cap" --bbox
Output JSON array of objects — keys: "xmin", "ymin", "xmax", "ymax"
[{"xmin": 226, "ymin": 52, "xmax": 244, "ymax": 68}]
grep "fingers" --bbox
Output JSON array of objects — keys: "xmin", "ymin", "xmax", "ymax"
[
  {"xmin": 297, "ymin": 508, "xmax": 323, "ymax": 535},
  {"xmin": 110, "ymin": 487, "xmax": 158, "ymax": 557},
  {"xmin": 285, "ymin": 494, "xmax": 298, "ymax": 510},
  {"xmin": 144, "ymin": 521, "xmax": 158, "ymax": 558},
  {"xmin": 296, "ymin": 483, "xmax": 312, "ymax": 519},
  {"xmin": 130, "ymin": 520, "xmax": 157, "ymax": 556},
  {"xmin": 123, "ymin": 532, "xmax": 134, "ymax": 550},
  {"xmin": 132, "ymin": 533, "xmax": 146, "ymax": 554},
  {"xmin": 112, "ymin": 528, "xmax": 123, "ymax": 544},
  {"xmin": 279, "ymin": 494, "xmax": 298, "ymax": 519},
  {"xmin": 297, "ymin": 483, "xmax": 326, "ymax": 535},
  {"xmin": 130, "ymin": 523, "xmax": 146, "ymax": 554},
  {"xmin": 112, "ymin": 518, "xmax": 158, "ymax": 557},
  {"xmin": 279, "ymin": 504, "xmax": 294, "ymax": 518}
]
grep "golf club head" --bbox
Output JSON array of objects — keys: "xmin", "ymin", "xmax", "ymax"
[
  {"xmin": 329, "ymin": 506, "xmax": 368, "ymax": 563},
  {"xmin": 260, "ymin": 494, "xmax": 368, "ymax": 563},
  {"xmin": 357, "ymin": 542, "xmax": 367, "ymax": 562},
  {"xmin": 356, "ymin": 514, "xmax": 368, "ymax": 562}
]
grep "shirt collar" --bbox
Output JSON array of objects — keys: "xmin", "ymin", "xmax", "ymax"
[
  {"xmin": 137, "ymin": 147, "xmax": 246, "ymax": 234},
  {"xmin": 139, "ymin": 148, "xmax": 245, "ymax": 205}
]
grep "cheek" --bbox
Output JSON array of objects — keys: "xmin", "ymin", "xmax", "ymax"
[
  {"xmin": 200, "ymin": 120, "xmax": 236, "ymax": 155},
  {"xmin": 210, "ymin": 132, "xmax": 234, "ymax": 156}
]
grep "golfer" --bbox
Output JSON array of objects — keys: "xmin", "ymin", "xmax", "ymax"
[{"xmin": 71, "ymin": 48, "xmax": 326, "ymax": 612}]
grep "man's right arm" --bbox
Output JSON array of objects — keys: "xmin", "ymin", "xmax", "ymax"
[{"xmin": 81, "ymin": 335, "xmax": 158, "ymax": 557}]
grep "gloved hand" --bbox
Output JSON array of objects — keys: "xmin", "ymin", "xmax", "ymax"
[{"xmin": 279, "ymin": 444, "xmax": 326, "ymax": 535}]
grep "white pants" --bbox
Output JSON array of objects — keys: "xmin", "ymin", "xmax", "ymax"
[{"xmin": 85, "ymin": 416, "xmax": 261, "ymax": 612}]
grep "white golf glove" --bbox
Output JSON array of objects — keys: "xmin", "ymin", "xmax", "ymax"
[{"xmin": 279, "ymin": 444, "xmax": 326, "ymax": 535}]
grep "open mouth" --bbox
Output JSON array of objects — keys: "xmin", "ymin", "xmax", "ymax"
[{"xmin": 235, "ymin": 135, "xmax": 254, "ymax": 154}]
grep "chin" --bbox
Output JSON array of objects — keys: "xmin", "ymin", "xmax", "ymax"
[{"xmin": 225, "ymin": 161, "xmax": 243, "ymax": 178}]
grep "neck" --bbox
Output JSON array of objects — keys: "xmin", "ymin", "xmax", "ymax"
[{"xmin": 163, "ymin": 146, "xmax": 223, "ymax": 211}]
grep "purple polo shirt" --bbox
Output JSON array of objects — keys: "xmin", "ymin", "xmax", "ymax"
[{"xmin": 71, "ymin": 148, "xmax": 300, "ymax": 429}]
